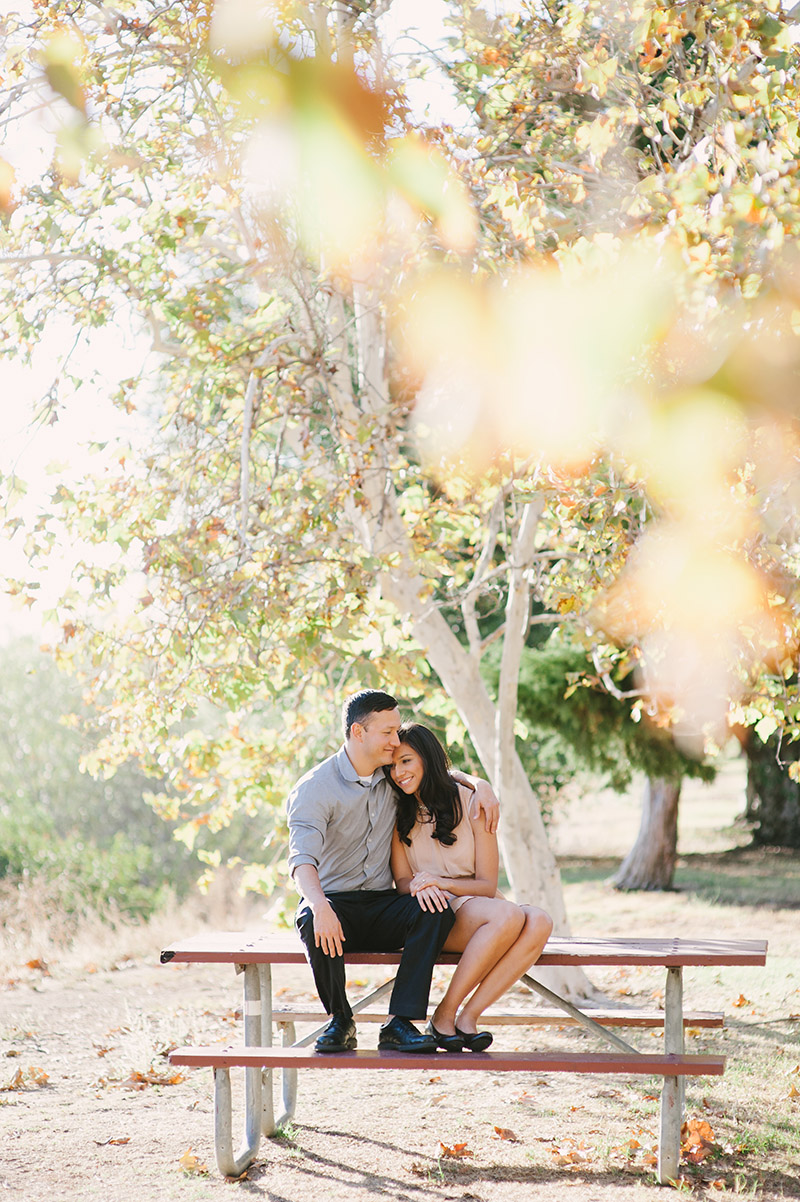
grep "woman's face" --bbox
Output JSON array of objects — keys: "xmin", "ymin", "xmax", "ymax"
[{"xmin": 390, "ymin": 743, "xmax": 425, "ymax": 795}]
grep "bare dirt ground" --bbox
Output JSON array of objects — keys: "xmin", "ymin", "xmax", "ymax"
[{"xmin": 2, "ymin": 768, "xmax": 799, "ymax": 1202}]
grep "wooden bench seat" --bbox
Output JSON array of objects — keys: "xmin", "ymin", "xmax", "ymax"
[
  {"xmin": 171, "ymin": 1044, "xmax": 726, "ymax": 1077},
  {"xmin": 269, "ymin": 1005, "xmax": 724, "ymax": 1029}
]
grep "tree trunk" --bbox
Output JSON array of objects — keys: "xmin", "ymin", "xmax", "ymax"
[
  {"xmin": 337, "ymin": 280, "xmax": 592, "ymax": 997},
  {"xmin": 611, "ymin": 776, "xmax": 681, "ymax": 891},
  {"xmin": 744, "ymin": 737, "xmax": 800, "ymax": 848},
  {"xmin": 380, "ymin": 567, "xmax": 592, "ymax": 1000}
]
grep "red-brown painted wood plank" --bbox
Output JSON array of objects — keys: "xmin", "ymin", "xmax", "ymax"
[
  {"xmin": 160, "ymin": 932, "xmax": 767, "ymax": 968},
  {"xmin": 170, "ymin": 1044, "xmax": 725, "ymax": 1076}
]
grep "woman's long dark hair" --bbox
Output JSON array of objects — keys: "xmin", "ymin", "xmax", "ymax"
[{"xmin": 388, "ymin": 724, "xmax": 462, "ymax": 847}]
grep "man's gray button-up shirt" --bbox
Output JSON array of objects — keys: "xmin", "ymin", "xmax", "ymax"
[{"xmin": 286, "ymin": 745, "xmax": 397, "ymax": 893}]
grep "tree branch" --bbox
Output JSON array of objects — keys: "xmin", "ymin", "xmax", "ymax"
[{"xmin": 238, "ymin": 373, "xmax": 257, "ymax": 547}]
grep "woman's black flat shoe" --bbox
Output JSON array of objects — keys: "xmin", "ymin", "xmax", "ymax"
[
  {"xmin": 455, "ymin": 1026, "xmax": 493, "ymax": 1052},
  {"xmin": 427, "ymin": 1020, "xmax": 463, "ymax": 1053}
]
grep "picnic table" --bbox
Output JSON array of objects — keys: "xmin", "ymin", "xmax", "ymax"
[{"xmin": 161, "ymin": 931, "xmax": 767, "ymax": 1184}]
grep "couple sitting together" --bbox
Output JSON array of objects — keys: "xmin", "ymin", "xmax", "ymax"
[{"xmin": 287, "ymin": 689, "xmax": 553, "ymax": 1054}]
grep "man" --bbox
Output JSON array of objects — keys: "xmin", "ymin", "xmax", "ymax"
[{"xmin": 288, "ymin": 689, "xmax": 499, "ymax": 1053}]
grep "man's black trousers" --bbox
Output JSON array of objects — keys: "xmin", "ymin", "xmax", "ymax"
[{"xmin": 296, "ymin": 890, "xmax": 455, "ymax": 1021}]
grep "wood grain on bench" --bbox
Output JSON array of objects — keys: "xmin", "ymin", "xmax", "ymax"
[
  {"xmin": 160, "ymin": 932, "xmax": 768, "ymax": 967},
  {"xmin": 170, "ymin": 1044, "xmax": 726, "ymax": 1076}
]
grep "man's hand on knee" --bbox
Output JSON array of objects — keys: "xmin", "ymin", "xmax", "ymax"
[{"xmin": 312, "ymin": 898, "xmax": 345, "ymax": 957}]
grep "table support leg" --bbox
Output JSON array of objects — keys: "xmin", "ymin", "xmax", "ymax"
[
  {"xmin": 658, "ymin": 966, "xmax": 685, "ymax": 1185},
  {"xmin": 213, "ymin": 963, "xmax": 263, "ymax": 1177},
  {"xmin": 259, "ymin": 963, "xmax": 275, "ymax": 1137},
  {"xmin": 520, "ymin": 972, "xmax": 641, "ymax": 1055},
  {"xmin": 275, "ymin": 1021, "xmax": 298, "ymax": 1128}
]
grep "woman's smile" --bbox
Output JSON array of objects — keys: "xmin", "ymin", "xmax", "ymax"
[{"xmin": 391, "ymin": 743, "xmax": 425, "ymax": 795}]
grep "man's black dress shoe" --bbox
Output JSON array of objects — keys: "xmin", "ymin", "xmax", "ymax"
[
  {"xmin": 315, "ymin": 1014, "xmax": 357, "ymax": 1053},
  {"xmin": 455, "ymin": 1025, "xmax": 493, "ymax": 1052},
  {"xmin": 426, "ymin": 1019, "xmax": 463, "ymax": 1053},
  {"xmin": 378, "ymin": 1016, "xmax": 437, "ymax": 1053}
]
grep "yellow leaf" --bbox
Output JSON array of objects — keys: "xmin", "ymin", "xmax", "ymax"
[{"xmin": 179, "ymin": 1147, "xmax": 209, "ymax": 1176}]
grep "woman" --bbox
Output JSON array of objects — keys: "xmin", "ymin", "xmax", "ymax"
[{"xmin": 389, "ymin": 724, "xmax": 553, "ymax": 1052}]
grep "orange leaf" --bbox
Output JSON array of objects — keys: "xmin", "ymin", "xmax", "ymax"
[
  {"xmin": 732, "ymin": 994, "xmax": 750, "ymax": 1008},
  {"xmin": 439, "ymin": 1142, "xmax": 474, "ymax": 1159},
  {"xmin": 493, "ymin": 1126, "xmax": 520, "ymax": 1142},
  {"xmin": 1, "ymin": 1065, "xmax": 49, "ymax": 1092},
  {"xmin": 682, "ymin": 1118, "xmax": 715, "ymax": 1146},
  {"xmin": 123, "ymin": 1068, "xmax": 184, "ymax": 1088}
]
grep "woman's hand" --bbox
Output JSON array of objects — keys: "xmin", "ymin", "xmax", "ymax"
[
  {"xmin": 410, "ymin": 870, "xmax": 441, "ymax": 894},
  {"xmin": 413, "ymin": 884, "xmax": 450, "ymax": 912}
]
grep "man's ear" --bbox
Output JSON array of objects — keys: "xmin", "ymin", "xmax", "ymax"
[{"xmin": 350, "ymin": 721, "xmax": 364, "ymax": 743}]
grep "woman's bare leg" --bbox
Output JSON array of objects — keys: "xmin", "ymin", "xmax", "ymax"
[
  {"xmin": 430, "ymin": 898, "xmax": 525, "ymax": 1035},
  {"xmin": 455, "ymin": 905, "xmax": 553, "ymax": 1034}
]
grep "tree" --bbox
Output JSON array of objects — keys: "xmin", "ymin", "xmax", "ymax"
[
  {"xmin": 424, "ymin": 0, "xmax": 800, "ymax": 886},
  {"xmin": 0, "ymin": 1, "xmax": 585, "ymax": 992},
  {"xmin": 2, "ymin": 0, "xmax": 800, "ymax": 953}
]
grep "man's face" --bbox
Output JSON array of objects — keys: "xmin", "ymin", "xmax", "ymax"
[{"xmin": 353, "ymin": 708, "xmax": 402, "ymax": 771}]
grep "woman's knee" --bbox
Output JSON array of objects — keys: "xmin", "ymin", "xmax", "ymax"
[
  {"xmin": 521, "ymin": 905, "xmax": 553, "ymax": 948},
  {"xmin": 491, "ymin": 899, "xmax": 526, "ymax": 940}
]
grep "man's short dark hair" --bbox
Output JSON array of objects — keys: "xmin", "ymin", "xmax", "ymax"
[{"xmin": 343, "ymin": 690, "xmax": 399, "ymax": 739}]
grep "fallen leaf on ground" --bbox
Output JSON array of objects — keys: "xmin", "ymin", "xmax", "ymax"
[
  {"xmin": 179, "ymin": 1147, "xmax": 208, "ymax": 1176},
  {"xmin": 493, "ymin": 1126, "xmax": 520, "ymax": 1142},
  {"xmin": 788, "ymin": 1083, "xmax": 799, "ymax": 1100},
  {"xmin": 550, "ymin": 1138, "xmax": 594, "ymax": 1166},
  {"xmin": 25, "ymin": 959, "xmax": 49, "ymax": 973},
  {"xmin": 1, "ymin": 1065, "xmax": 49, "ymax": 1091},
  {"xmin": 95, "ymin": 1137, "xmax": 131, "ymax": 1146},
  {"xmin": 732, "ymin": 994, "xmax": 750, "ymax": 1008},
  {"xmin": 439, "ymin": 1142, "xmax": 474, "ymax": 1158},
  {"xmin": 681, "ymin": 1117, "xmax": 718, "ymax": 1164},
  {"xmin": 122, "ymin": 1068, "xmax": 184, "ymax": 1089}
]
